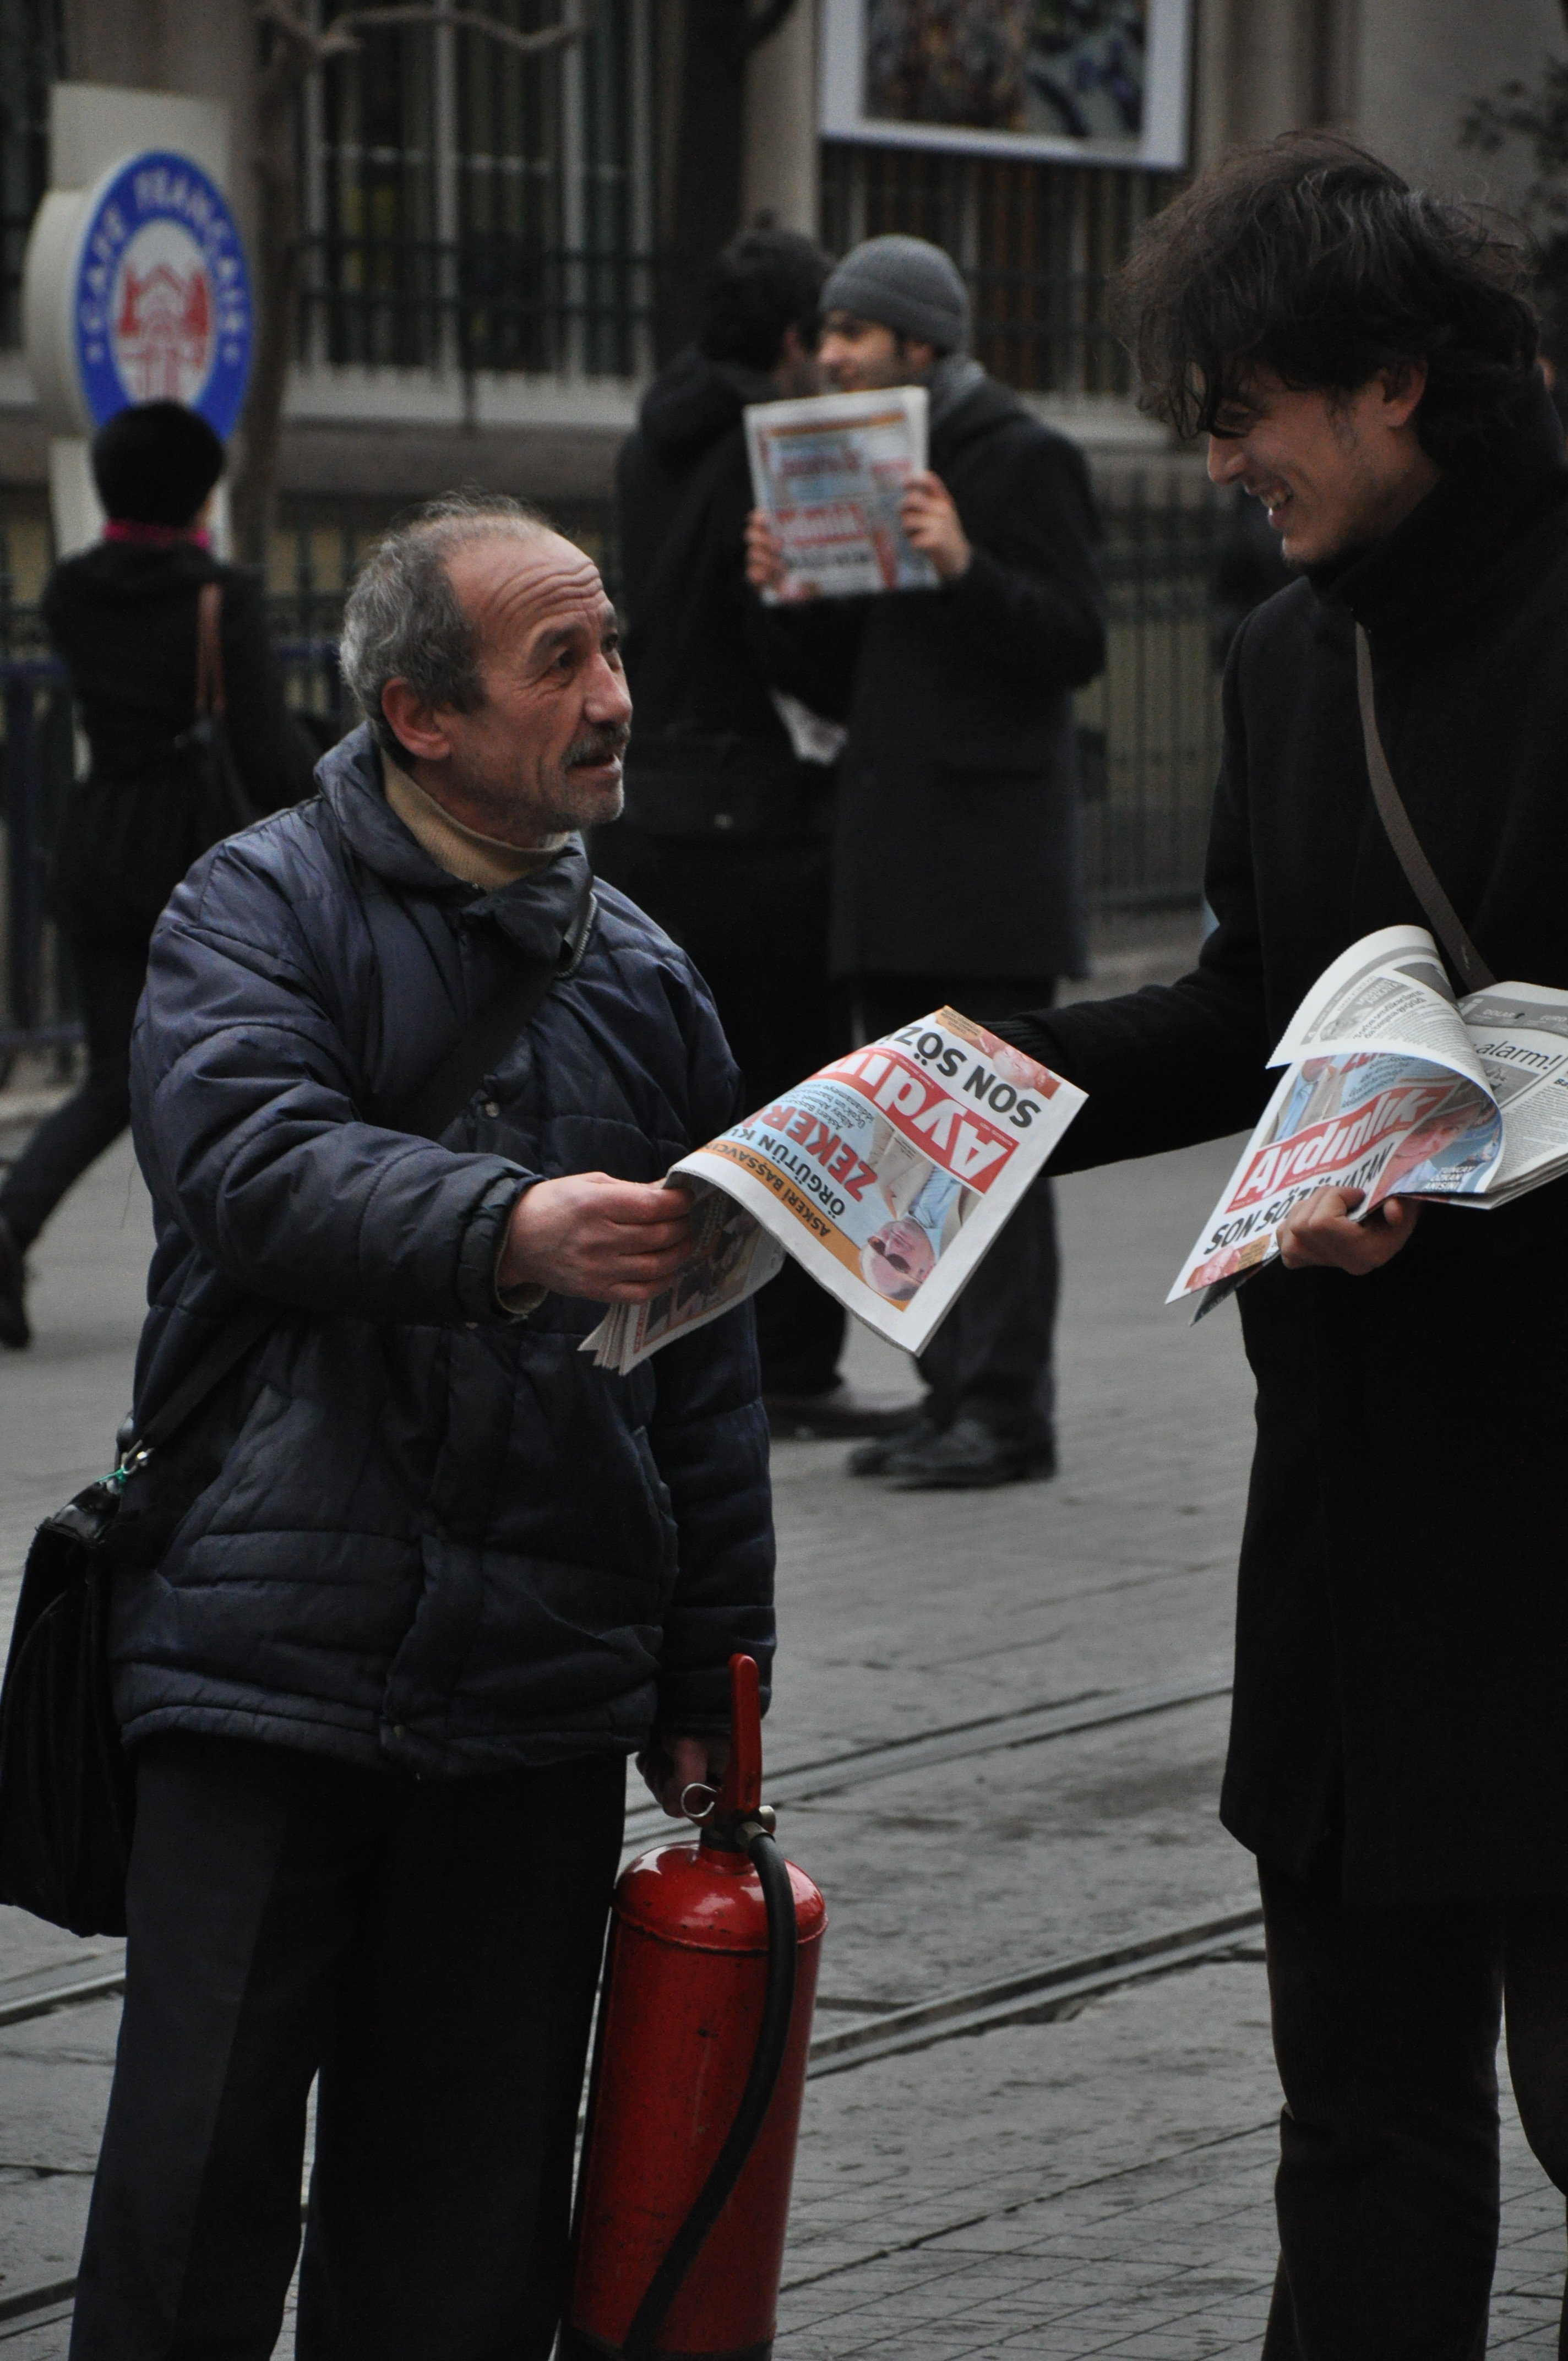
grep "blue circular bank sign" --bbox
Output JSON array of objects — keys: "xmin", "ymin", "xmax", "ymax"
[{"xmin": 72, "ymin": 150, "xmax": 252, "ymax": 439}]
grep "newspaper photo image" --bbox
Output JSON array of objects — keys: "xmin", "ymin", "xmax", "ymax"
[
  {"xmin": 744, "ymin": 385, "xmax": 939, "ymax": 601},
  {"xmin": 1170, "ymin": 923, "xmax": 1568, "ymax": 1315},
  {"xmin": 583, "ymin": 1010, "xmax": 1086, "ymax": 1375}
]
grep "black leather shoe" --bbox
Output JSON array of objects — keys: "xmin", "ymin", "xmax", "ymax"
[
  {"xmin": 887, "ymin": 1415, "xmax": 1057, "ymax": 1490},
  {"xmin": 0, "ymin": 1215, "xmax": 30, "ymax": 1350},
  {"xmin": 846, "ymin": 1411, "xmax": 944, "ymax": 1476},
  {"xmin": 765, "ymin": 1381, "xmax": 924, "ymax": 1441}
]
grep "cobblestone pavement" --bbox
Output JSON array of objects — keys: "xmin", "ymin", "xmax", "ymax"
[{"xmin": 1, "ymin": 1084, "xmax": 1564, "ymax": 2354}]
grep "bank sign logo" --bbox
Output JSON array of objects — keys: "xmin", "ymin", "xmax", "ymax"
[{"xmin": 73, "ymin": 151, "xmax": 252, "ymax": 438}]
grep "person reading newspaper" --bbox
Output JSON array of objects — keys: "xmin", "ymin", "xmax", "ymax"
[
  {"xmin": 744, "ymin": 232, "xmax": 1106, "ymax": 1490},
  {"xmin": 989, "ymin": 142, "xmax": 1568, "ymax": 2360}
]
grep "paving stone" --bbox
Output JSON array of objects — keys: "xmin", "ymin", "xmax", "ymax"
[{"xmin": 2, "ymin": 1120, "xmax": 1566, "ymax": 2353}]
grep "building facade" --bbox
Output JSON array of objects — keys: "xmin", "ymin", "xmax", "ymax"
[
  {"xmin": 0, "ymin": 0, "xmax": 1562, "ymax": 1058},
  {"xmin": 1, "ymin": 0, "xmax": 1555, "ymax": 588}
]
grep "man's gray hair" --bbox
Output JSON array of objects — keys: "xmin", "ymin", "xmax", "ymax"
[{"xmin": 339, "ymin": 491, "xmax": 552, "ymax": 757}]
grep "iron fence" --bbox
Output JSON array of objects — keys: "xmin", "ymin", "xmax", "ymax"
[
  {"xmin": 0, "ymin": 474, "xmax": 1228, "ymax": 1064},
  {"xmin": 298, "ymin": 235, "xmax": 660, "ymax": 380},
  {"xmin": 1078, "ymin": 469, "xmax": 1228, "ymax": 908}
]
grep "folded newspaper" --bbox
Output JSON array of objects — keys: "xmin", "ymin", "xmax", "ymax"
[
  {"xmin": 1172, "ymin": 923, "xmax": 1568, "ymax": 1315},
  {"xmin": 744, "ymin": 385, "xmax": 938, "ymax": 601},
  {"xmin": 584, "ymin": 1009, "xmax": 1085, "ymax": 1374}
]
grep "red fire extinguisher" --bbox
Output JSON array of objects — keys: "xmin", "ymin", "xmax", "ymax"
[{"xmin": 563, "ymin": 1652, "xmax": 826, "ymax": 2360}]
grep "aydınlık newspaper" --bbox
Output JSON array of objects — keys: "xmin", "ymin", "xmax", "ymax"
[
  {"xmin": 743, "ymin": 385, "xmax": 938, "ymax": 601},
  {"xmin": 583, "ymin": 1009, "xmax": 1085, "ymax": 1375},
  {"xmin": 1170, "ymin": 923, "xmax": 1568, "ymax": 1316}
]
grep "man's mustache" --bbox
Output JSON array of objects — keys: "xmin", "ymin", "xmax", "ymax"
[{"xmin": 565, "ymin": 727, "xmax": 630, "ymax": 770}]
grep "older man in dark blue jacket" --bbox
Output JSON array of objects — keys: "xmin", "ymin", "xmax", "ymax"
[{"xmin": 68, "ymin": 494, "xmax": 774, "ymax": 2361}]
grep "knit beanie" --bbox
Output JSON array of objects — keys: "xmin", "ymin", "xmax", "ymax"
[{"xmin": 820, "ymin": 235, "xmax": 972, "ymax": 355}]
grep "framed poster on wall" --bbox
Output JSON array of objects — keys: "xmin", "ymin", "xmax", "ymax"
[{"xmin": 819, "ymin": 0, "xmax": 1192, "ymax": 170}]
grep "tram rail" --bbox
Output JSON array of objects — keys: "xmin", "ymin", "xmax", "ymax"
[{"xmin": 0, "ymin": 1664, "xmax": 1245, "ymax": 2329}]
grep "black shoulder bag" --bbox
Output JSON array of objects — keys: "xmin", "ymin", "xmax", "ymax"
[{"xmin": 0, "ymin": 883, "xmax": 594, "ymax": 1936}]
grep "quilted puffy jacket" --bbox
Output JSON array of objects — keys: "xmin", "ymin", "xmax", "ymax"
[{"xmin": 112, "ymin": 723, "xmax": 774, "ymax": 1776}]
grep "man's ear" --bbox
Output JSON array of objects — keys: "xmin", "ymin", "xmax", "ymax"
[
  {"xmin": 1378, "ymin": 360, "xmax": 1429, "ymax": 431},
  {"xmin": 380, "ymin": 679, "xmax": 453, "ymax": 764}
]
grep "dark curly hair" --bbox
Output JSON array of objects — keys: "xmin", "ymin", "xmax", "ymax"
[
  {"xmin": 1118, "ymin": 135, "xmax": 1539, "ymax": 460},
  {"xmin": 698, "ymin": 229, "xmax": 830, "ymax": 372}
]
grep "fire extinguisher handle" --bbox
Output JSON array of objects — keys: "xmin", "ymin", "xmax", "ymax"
[
  {"xmin": 620, "ymin": 1821, "xmax": 798, "ymax": 2359},
  {"xmin": 712, "ymin": 1652, "xmax": 764, "ymax": 1818}
]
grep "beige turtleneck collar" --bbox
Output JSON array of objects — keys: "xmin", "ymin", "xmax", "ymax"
[{"xmin": 382, "ymin": 753, "xmax": 569, "ymax": 890}]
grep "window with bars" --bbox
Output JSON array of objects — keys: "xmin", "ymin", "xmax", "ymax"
[
  {"xmin": 820, "ymin": 142, "xmax": 1169, "ymax": 396},
  {"xmin": 0, "ymin": 0, "xmax": 58, "ymax": 350},
  {"xmin": 300, "ymin": 0, "xmax": 657, "ymax": 379}
]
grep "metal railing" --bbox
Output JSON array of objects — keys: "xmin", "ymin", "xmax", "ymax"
[
  {"xmin": 1077, "ymin": 470, "xmax": 1227, "ymax": 908},
  {"xmin": 1, "ymin": 475, "xmax": 1227, "ymax": 1065},
  {"xmin": 297, "ymin": 234, "xmax": 659, "ymax": 380}
]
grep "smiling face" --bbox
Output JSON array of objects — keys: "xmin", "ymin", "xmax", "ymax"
[
  {"xmin": 382, "ymin": 528, "xmax": 631, "ymax": 844},
  {"xmin": 1205, "ymin": 365, "xmax": 1442, "ymax": 569}
]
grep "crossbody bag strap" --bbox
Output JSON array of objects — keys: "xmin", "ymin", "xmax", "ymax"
[
  {"xmin": 127, "ymin": 874, "xmax": 596, "ymax": 1462},
  {"xmin": 194, "ymin": 581, "xmax": 225, "ymax": 720},
  {"xmin": 393, "ymin": 875, "xmax": 595, "ymax": 1139},
  {"xmin": 1354, "ymin": 624, "xmax": 1495, "ymax": 992}
]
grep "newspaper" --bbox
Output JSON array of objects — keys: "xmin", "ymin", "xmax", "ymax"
[
  {"xmin": 1170, "ymin": 924, "xmax": 1568, "ymax": 1315},
  {"xmin": 583, "ymin": 1009, "xmax": 1086, "ymax": 1374},
  {"xmin": 744, "ymin": 386, "xmax": 938, "ymax": 601}
]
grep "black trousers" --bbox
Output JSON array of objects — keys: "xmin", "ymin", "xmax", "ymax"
[
  {"xmin": 856, "ymin": 975, "xmax": 1060, "ymax": 1440},
  {"xmin": 0, "ymin": 930, "xmax": 147, "ymax": 1251},
  {"xmin": 70, "ymin": 1733, "xmax": 625, "ymax": 2361},
  {"xmin": 1260, "ymin": 1860, "xmax": 1568, "ymax": 2360},
  {"xmin": 593, "ymin": 823, "xmax": 846, "ymax": 1394}
]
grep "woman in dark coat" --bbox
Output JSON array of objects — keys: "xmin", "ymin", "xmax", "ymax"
[{"xmin": 0, "ymin": 401, "xmax": 315, "ymax": 1347}]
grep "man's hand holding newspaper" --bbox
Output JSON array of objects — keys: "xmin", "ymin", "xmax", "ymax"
[
  {"xmin": 583, "ymin": 1010, "xmax": 1085, "ymax": 1374},
  {"xmin": 1172, "ymin": 923, "xmax": 1568, "ymax": 1316},
  {"xmin": 743, "ymin": 386, "xmax": 946, "ymax": 602}
]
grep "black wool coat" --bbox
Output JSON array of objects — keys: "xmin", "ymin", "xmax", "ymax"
[
  {"xmin": 608, "ymin": 346, "xmax": 831, "ymax": 847},
  {"xmin": 755, "ymin": 372, "xmax": 1106, "ymax": 982},
  {"xmin": 116, "ymin": 727, "xmax": 774, "ymax": 1778},
  {"xmin": 998, "ymin": 377, "xmax": 1568, "ymax": 1905},
  {"xmin": 618, "ymin": 347, "xmax": 798, "ymax": 750}
]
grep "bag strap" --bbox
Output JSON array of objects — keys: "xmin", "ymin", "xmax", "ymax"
[
  {"xmin": 194, "ymin": 581, "xmax": 225, "ymax": 721},
  {"xmin": 394, "ymin": 875, "xmax": 595, "ymax": 1138},
  {"xmin": 1354, "ymin": 624, "xmax": 1495, "ymax": 993},
  {"xmin": 127, "ymin": 872, "xmax": 596, "ymax": 1464}
]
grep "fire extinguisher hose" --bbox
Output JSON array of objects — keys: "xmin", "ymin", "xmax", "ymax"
[{"xmin": 622, "ymin": 1820, "xmax": 799, "ymax": 2358}]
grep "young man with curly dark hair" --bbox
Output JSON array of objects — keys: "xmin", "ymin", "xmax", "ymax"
[{"xmin": 996, "ymin": 137, "xmax": 1568, "ymax": 2357}]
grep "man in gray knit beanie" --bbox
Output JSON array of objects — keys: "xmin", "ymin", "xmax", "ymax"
[
  {"xmin": 810, "ymin": 235, "xmax": 986, "ymax": 586},
  {"xmin": 745, "ymin": 233, "xmax": 1107, "ymax": 1491},
  {"xmin": 820, "ymin": 233, "xmax": 973, "ymax": 357}
]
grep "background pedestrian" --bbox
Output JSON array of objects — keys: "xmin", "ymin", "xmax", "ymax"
[
  {"xmin": 745, "ymin": 232, "xmax": 1107, "ymax": 1489},
  {"xmin": 0, "ymin": 400, "xmax": 315, "ymax": 1349}
]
